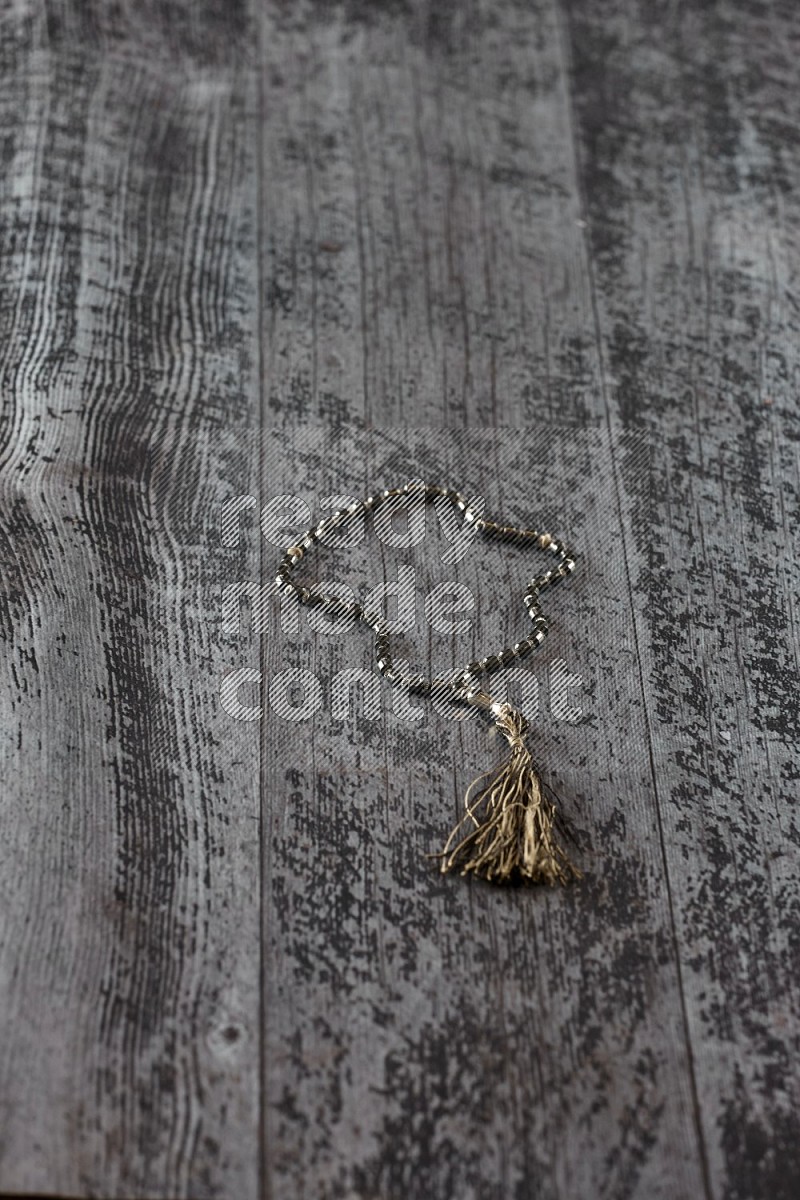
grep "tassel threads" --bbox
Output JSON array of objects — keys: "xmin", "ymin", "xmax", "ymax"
[{"xmin": 437, "ymin": 699, "xmax": 582, "ymax": 885}]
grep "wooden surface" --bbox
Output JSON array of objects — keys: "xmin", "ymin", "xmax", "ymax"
[{"xmin": 1, "ymin": 1, "xmax": 799, "ymax": 1198}]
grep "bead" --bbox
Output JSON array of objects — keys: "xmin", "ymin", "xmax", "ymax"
[{"xmin": 320, "ymin": 596, "xmax": 349, "ymax": 616}]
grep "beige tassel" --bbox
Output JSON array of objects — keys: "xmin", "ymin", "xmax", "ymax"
[{"xmin": 436, "ymin": 697, "xmax": 582, "ymax": 885}]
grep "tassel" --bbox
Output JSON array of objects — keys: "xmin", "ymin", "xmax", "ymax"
[{"xmin": 436, "ymin": 697, "xmax": 582, "ymax": 885}]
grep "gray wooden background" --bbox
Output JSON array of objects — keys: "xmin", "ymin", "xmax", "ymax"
[{"xmin": 1, "ymin": 1, "xmax": 799, "ymax": 1198}]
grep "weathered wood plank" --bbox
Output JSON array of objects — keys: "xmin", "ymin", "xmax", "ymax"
[
  {"xmin": 562, "ymin": 0, "xmax": 800, "ymax": 1194},
  {"xmin": 253, "ymin": 1, "xmax": 717, "ymax": 1195},
  {"xmin": 0, "ymin": 9, "xmax": 262, "ymax": 1197}
]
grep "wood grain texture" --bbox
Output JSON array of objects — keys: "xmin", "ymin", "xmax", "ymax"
[
  {"xmin": 562, "ymin": 3, "xmax": 800, "ymax": 1195},
  {"xmin": 0, "ymin": 4, "xmax": 262, "ymax": 1197},
  {"xmin": 1, "ymin": 0, "xmax": 799, "ymax": 1197}
]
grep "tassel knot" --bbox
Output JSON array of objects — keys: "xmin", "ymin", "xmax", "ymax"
[{"xmin": 494, "ymin": 703, "xmax": 528, "ymax": 753}]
